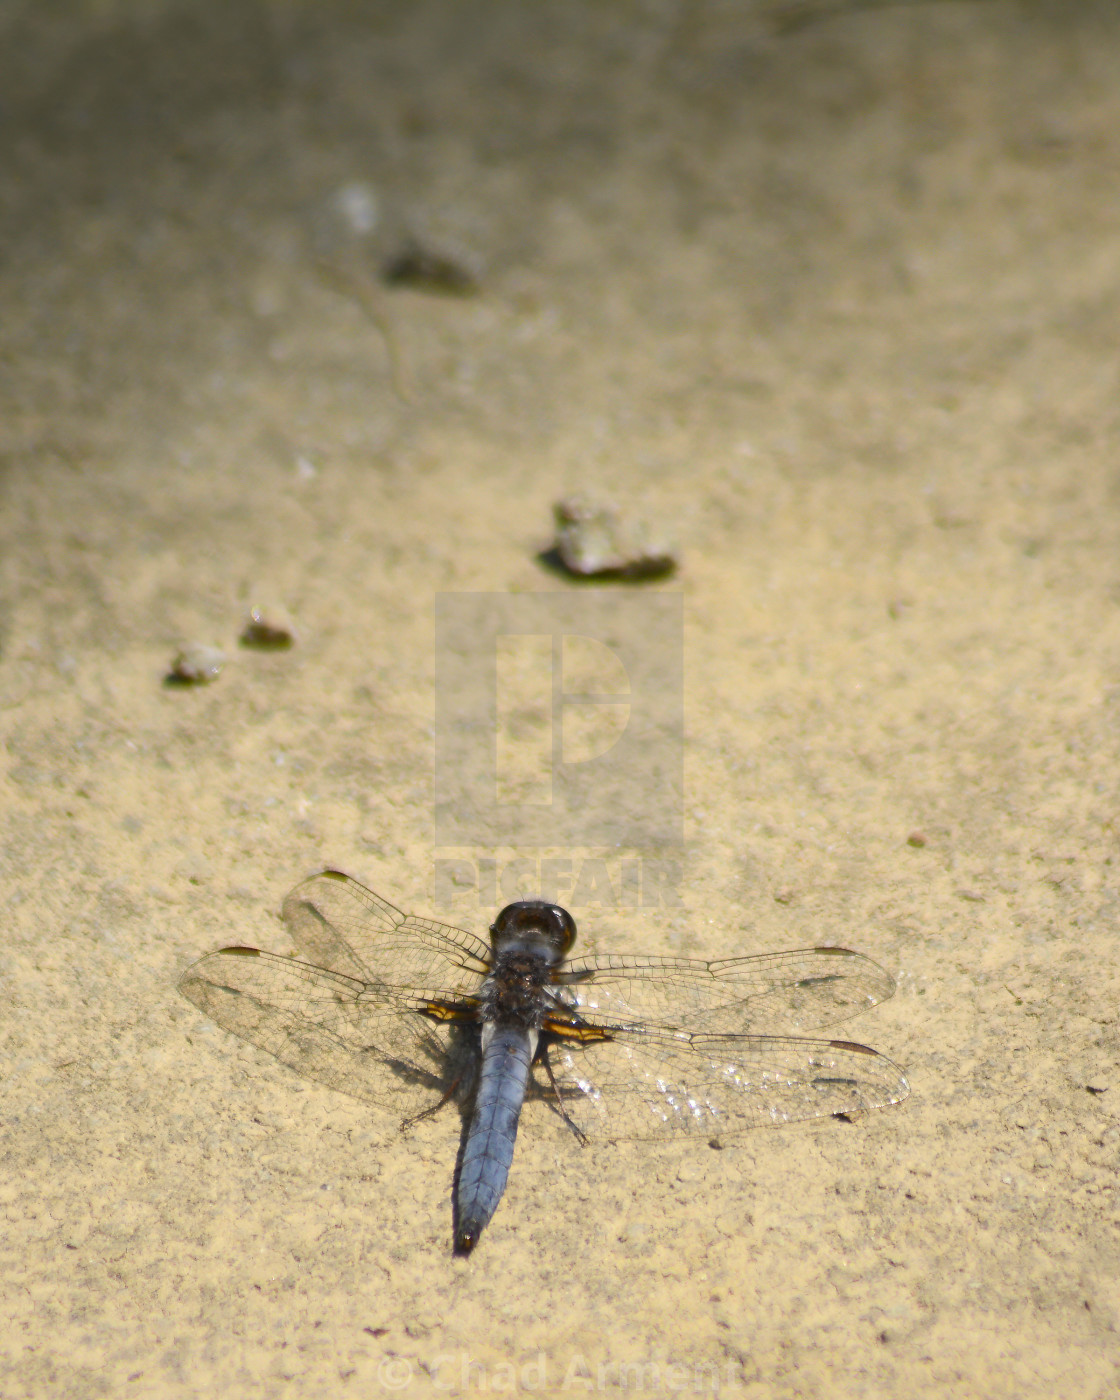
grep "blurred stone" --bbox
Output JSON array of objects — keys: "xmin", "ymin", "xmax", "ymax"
[
  {"xmin": 239, "ymin": 605, "xmax": 297, "ymax": 652},
  {"xmin": 381, "ymin": 243, "xmax": 478, "ymax": 296},
  {"xmin": 167, "ymin": 643, "xmax": 225, "ymax": 685},
  {"xmin": 549, "ymin": 493, "xmax": 677, "ymax": 580}
]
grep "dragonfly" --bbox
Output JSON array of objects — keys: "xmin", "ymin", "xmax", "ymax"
[{"xmin": 178, "ymin": 869, "xmax": 909, "ymax": 1254}]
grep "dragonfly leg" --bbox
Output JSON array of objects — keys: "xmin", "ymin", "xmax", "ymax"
[
  {"xmin": 540, "ymin": 1045, "xmax": 589, "ymax": 1147},
  {"xmin": 400, "ymin": 1073, "xmax": 466, "ymax": 1132}
]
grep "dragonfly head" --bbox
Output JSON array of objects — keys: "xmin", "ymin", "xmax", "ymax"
[{"xmin": 490, "ymin": 901, "xmax": 577, "ymax": 963}]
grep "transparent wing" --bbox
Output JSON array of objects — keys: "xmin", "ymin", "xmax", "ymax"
[
  {"xmin": 280, "ymin": 869, "xmax": 491, "ymax": 992},
  {"xmin": 177, "ymin": 946, "xmax": 480, "ymax": 1118},
  {"xmin": 558, "ymin": 946, "xmax": 895, "ymax": 1035},
  {"xmin": 529, "ymin": 1028, "xmax": 909, "ymax": 1141}
]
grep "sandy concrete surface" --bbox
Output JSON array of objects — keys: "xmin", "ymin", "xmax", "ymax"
[{"xmin": 2, "ymin": 1, "xmax": 1120, "ymax": 1395}]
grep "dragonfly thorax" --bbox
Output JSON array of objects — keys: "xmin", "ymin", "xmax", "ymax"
[{"xmin": 481, "ymin": 947, "xmax": 561, "ymax": 1028}]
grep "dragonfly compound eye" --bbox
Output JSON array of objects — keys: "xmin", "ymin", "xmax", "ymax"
[{"xmin": 491, "ymin": 901, "xmax": 577, "ymax": 960}]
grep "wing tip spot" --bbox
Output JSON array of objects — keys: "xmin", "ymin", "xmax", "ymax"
[{"xmin": 829, "ymin": 1039, "xmax": 878, "ymax": 1055}]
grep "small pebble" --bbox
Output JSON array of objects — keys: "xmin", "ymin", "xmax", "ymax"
[
  {"xmin": 906, "ymin": 830, "xmax": 928, "ymax": 848},
  {"xmin": 381, "ymin": 243, "xmax": 478, "ymax": 296},
  {"xmin": 239, "ymin": 605, "xmax": 297, "ymax": 652},
  {"xmin": 549, "ymin": 493, "xmax": 677, "ymax": 580},
  {"xmin": 167, "ymin": 643, "xmax": 225, "ymax": 685},
  {"xmin": 333, "ymin": 181, "xmax": 380, "ymax": 236},
  {"xmin": 311, "ymin": 181, "xmax": 380, "ymax": 255}
]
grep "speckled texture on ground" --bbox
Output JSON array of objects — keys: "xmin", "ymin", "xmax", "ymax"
[{"xmin": 2, "ymin": 2, "xmax": 1119, "ymax": 1397}]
